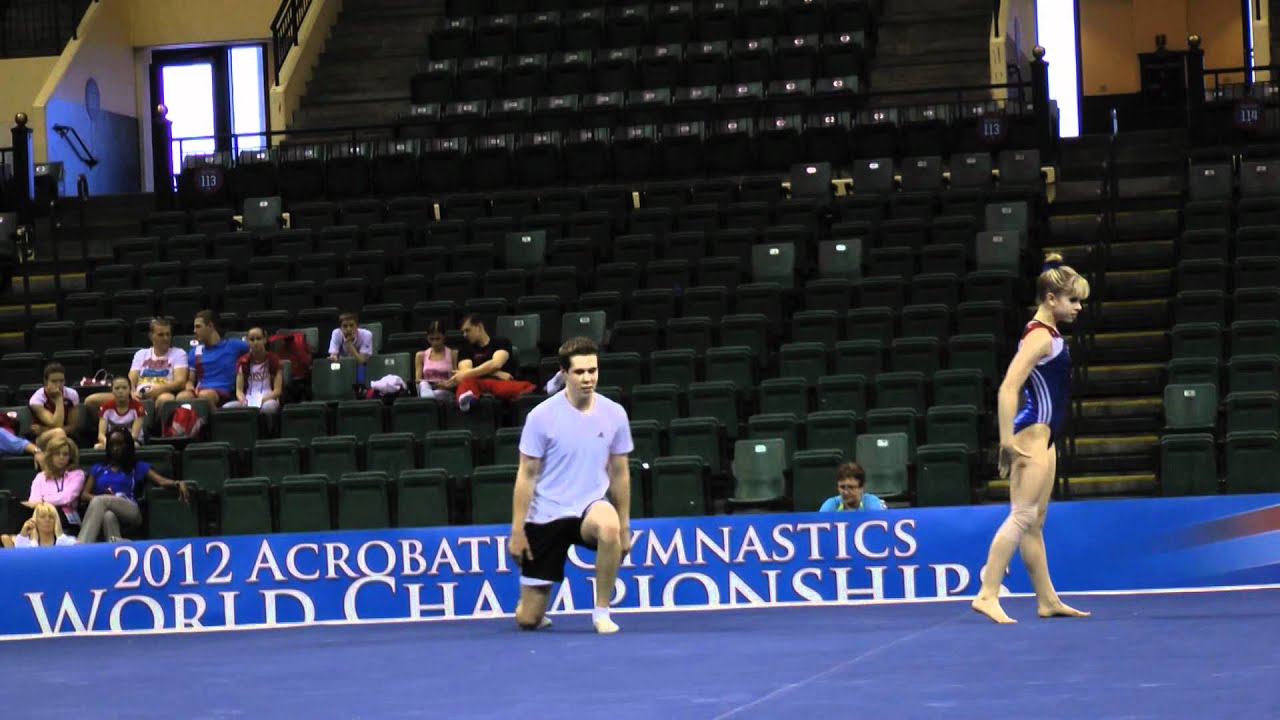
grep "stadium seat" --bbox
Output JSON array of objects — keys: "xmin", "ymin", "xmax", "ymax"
[
  {"xmin": 338, "ymin": 472, "xmax": 391, "ymax": 530},
  {"xmin": 220, "ymin": 478, "xmax": 274, "ymax": 535},
  {"xmin": 278, "ymin": 475, "xmax": 333, "ymax": 533}
]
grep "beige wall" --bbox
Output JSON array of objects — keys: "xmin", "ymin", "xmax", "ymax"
[
  {"xmin": 129, "ymin": 0, "xmax": 275, "ymax": 47},
  {"xmin": 270, "ymin": 0, "xmax": 342, "ymax": 134},
  {"xmin": 1082, "ymin": 0, "xmax": 1245, "ymax": 95},
  {"xmin": 0, "ymin": 58, "xmax": 59, "ymax": 129}
]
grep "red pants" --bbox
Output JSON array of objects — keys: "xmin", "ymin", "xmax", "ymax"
[{"xmin": 456, "ymin": 377, "xmax": 536, "ymax": 404}]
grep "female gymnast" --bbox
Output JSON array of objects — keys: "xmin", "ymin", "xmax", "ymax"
[{"xmin": 971, "ymin": 252, "xmax": 1093, "ymax": 624}]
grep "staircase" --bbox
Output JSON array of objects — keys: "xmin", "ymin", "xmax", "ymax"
[
  {"xmin": 289, "ymin": 0, "xmax": 447, "ymax": 136},
  {"xmin": 868, "ymin": 0, "xmax": 992, "ymax": 102},
  {"xmin": 1017, "ymin": 129, "xmax": 1189, "ymax": 498}
]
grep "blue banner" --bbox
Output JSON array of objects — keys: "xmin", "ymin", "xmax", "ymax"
[{"xmin": 2, "ymin": 494, "xmax": 1279, "ymax": 640}]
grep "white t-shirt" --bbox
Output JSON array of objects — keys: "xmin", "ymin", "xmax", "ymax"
[
  {"xmin": 29, "ymin": 387, "xmax": 80, "ymax": 411},
  {"xmin": 244, "ymin": 358, "xmax": 274, "ymax": 399},
  {"xmin": 13, "ymin": 534, "xmax": 78, "ymax": 548},
  {"xmin": 131, "ymin": 347, "xmax": 189, "ymax": 387},
  {"xmin": 328, "ymin": 328, "xmax": 374, "ymax": 358},
  {"xmin": 518, "ymin": 392, "xmax": 634, "ymax": 524}
]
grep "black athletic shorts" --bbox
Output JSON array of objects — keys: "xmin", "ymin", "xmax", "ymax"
[{"xmin": 519, "ymin": 501, "xmax": 606, "ymax": 585}]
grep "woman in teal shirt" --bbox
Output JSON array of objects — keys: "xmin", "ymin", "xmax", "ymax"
[{"xmin": 819, "ymin": 462, "xmax": 886, "ymax": 512}]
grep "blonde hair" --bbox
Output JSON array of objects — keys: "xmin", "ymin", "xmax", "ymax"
[
  {"xmin": 43, "ymin": 435, "xmax": 80, "ymax": 477},
  {"xmin": 1036, "ymin": 252, "xmax": 1090, "ymax": 303},
  {"xmin": 31, "ymin": 502, "xmax": 66, "ymax": 542}
]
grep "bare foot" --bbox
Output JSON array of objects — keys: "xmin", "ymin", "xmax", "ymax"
[
  {"xmin": 971, "ymin": 596, "xmax": 1017, "ymax": 624},
  {"xmin": 1038, "ymin": 601, "xmax": 1091, "ymax": 619}
]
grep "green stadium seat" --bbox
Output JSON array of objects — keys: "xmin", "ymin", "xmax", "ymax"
[
  {"xmin": 1158, "ymin": 434, "xmax": 1218, "ymax": 496},
  {"xmin": 816, "ymin": 374, "xmax": 867, "ymax": 416},
  {"xmin": 650, "ymin": 456, "xmax": 707, "ymax": 517},
  {"xmin": 366, "ymin": 432, "xmax": 417, "ymax": 478},
  {"xmin": 866, "ymin": 408, "xmax": 919, "ymax": 459},
  {"xmin": 926, "ymin": 405, "xmax": 980, "ymax": 453},
  {"xmin": 948, "ymin": 334, "xmax": 1000, "ymax": 379},
  {"xmin": 647, "ymin": 349, "xmax": 697, "ymax": 389},
  {"xmin": 1228, "ymin": 354, "xmax": 1280, "ymax": 394},
  {"xmin": 778, "ymin": 342, "xmax": 830, "ymax": 384},
  {"xmin": 630, "ymin": 384, "xmax": 681, "ymax": 427},
  {"xmin": 629, "ymin": 420, "xmax": 663, "ymax": 464},
  {"xmin": 471, "ymin": 464, "xmax": 518, "ymax": 525},
  {"xmin": 758, "ymin": 377, "xmax": 810, "ymax": 419},
  {"xmin": 874, "ymin": 371, "xmax": 927, "ymax": 414},
  {"xmin": 845, "ymin": 307, "xmax": 894, "ymax": 346},
  {"xmin": 688, "ymin": 381, "xmax": 742, "ymax": 439},
  {"xmin": 278, "ymin": 475, "xmax": 332, "ymax": 533},
  {"xmin": 915, "ymin": 443, "xmax": 971, "ymax": 506},
  {"xmin": 818, "ymin": 239, "xmax": 863, "ymax": 279},
  {"xmin": 726, "ymin": 438, "xmax": 789, "ymax": 512},
  {"xmin": 367, "ymin": 353, "xmax": 414, "ymax": 388},
  {"xmin": 1230, "ymin": 320, "xmax": 1280, "ymax": 357},
  {"xmin": 1225, "ymin": 391, "xmax": 1280, "ymax": 434},
  {"xmin": 309, "ymin": 435, "xmax": 359, "ymax": 482},
  {"xmin": 391, "ymin": 397, "xmax": 442, "ymax": 438},
  {"xmin": 1164, "ymin": 383, "xmax": 1218, "ymax": 432},
  {"xmin": 251, "ymin": 438, "xmax": 303, "ymax": 485},
  {"xmin": 424, "ymin": 430, "xmax": 474, "ymax": 479},
  {"xmin": 720, "ymin": 314, "xmax": 770, "ymax": 367},
  {"xmin": 791, "ymin": 310, "xmax": 842, "ymax": 349},
  {"xmin": 791, "ymin": 449, "xmax": 844, "ymax": 512},
  {"xmin": 857, "ymin": 432, "xmax": 911, "ymax": 500},
  {"xmin": 1171, "ymin": 322, "xmax": 1224, "ymax": 360},
  {"xmin": 0, "ymin": 456, "xmax": 33, "ymax": 500},
  {"xmin": 1167, "ymin": 357, "xmax": 1220, "ymax": 389},
  {"xmin": 493, "ymin": 426, "xmax": 524, "ymax": 466},
  {"xmin": 137, "ymin": 445, "xmax": 176, "ymax": 479},
  {"xmin": 496, "ymin": 314, "xmax": 540, "ymax": 371},
  {"xmin": 1225, "ymin": 430, "xmax": 1280, "ymax": 494},
  {"xmin": 338, "ymin": 472, "xmax": 391, "ymax": 530},
  {"xmin": 182, "ymin": 442, "xmax": 232, "ymax": 495},
  {"xmin": 627, "ymin": 458, "xmax": 648, "ymax": 519},
  {"xmin": 220, "ymin": 478, "xmax": 273, "ymax": 535},
  {"xmin": 746, "ymin": 413, "xmax": 800, "ymax": 467},
  {"xmin": 891, "ymin": 336, "xmax": 942, "ymax": 375},
  {"xmin": 312, "ymin": 357, "xmax": 359, "ymax": 402},
  {"xmin": 834, "ymin": 339, "xmax": 884, "ymax": 381},
  {"xmin": 210, "ymin": 407, "xmax": 261, "ymax": 457},
  {"xmin": 933, "ymin": 369, "xmax": 986, "ymax": 410},
  {"xmin": 600, "ymin": 352, "xmax": 644, "ymax": 390},
  {"xmin": 703, "ymin": 346, "xmax": 756, "ymax": 398},
  {"xmin": 335, "ymin": 400, "xmax": 385, "ymax": 443},
  {"xmin": 145, "ymin": 482, "xmax": 201, "ymax": 540},
  {"xmin": 281, "ymin": 402, "xmax": 330, "ymax": 447},
  {"xmin": 561, "ymin": 310, "xmax": 606, "ymax": 343},
  {"xmin": 396, "ymin": 469, "xmax": 451, "ymax": 527},
  {"xmin": 667, "ymin": 417, "xmax": 722, "ymax": 474},
  {"xmin": 805, "ymin": 410, "xmax": 857, "ymax": 459}
]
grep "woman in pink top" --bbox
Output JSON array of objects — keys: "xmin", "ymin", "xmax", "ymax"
[
  {"xmin": 23, "ymin": 435, "xmax": 85, "ymax": 528},
  {"xmin": 415, "ymin": 321, "xmax": 457, "ymax": 402}
]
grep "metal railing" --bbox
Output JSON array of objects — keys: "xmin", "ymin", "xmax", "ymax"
[
  {"xmin": 0, "ymin": 0, "xmax": 94, "ymax": 59},
  {"xmin": 271, "ymin": 0, "xmax": 315, "ymax": 85}
]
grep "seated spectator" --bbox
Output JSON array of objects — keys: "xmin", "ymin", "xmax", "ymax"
[
  {"xmin": 0, "ymin": 414, "xmax": 44, "ymax": 469},
  {"xmin": 96, "ymin": 376, "xmax": 146, "ymax": 449},
  {"xmin": 85, "ymin": 318, "xmax": 188, "ymax": 414},
  {"xmin": 29, "ymin": 362, "xmax": 79, "ymax": 448},
  {"xmin": 78, "ymin": 428, "xmax": 188, "ymax": 544},
  {"xmin": 224, "ymin": 327, "xmax": 284, "ymax": 417},
  {"xmin": 1, "ymin": 503, "xmax": 77, "ymax": 549},
  {"xmin": 328, "ymin": 312, "xmax": 373, "ymax": 383},
  {"xmin": 415, "ymin": 321, "xmax": 457, "ymax": 402},
  {"xmin": 25, "ymin": 435, "xmax": 85, "ymax": 528},
  {"xmin": 819, "ymin": 462, "xmax": 886, "ymax": 512},
  {"xmin": 442, "ymin": 314, "xmax": 535, "ymax": 411},
  {"xmin": 177, "ymin": 310, "xmax": 250, "ymax": 408}
]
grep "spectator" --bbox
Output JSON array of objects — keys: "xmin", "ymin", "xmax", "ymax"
[
  {"xmin": 442, "ymin": 314, "xmax": 535, "ymax": 411},
  {"xmin": 224, "ymin": 327, "xmax": 284, "ymax": 417},
  {"xmin": 28, "ymin": 362, "xmax": 79, "ymax": 448},
  {"xmin": 96, "ymin": 376, "xmax": 146, "ymax": 449},
  {"xmin": 1, "ymin": 503, "xmax": 77, "ymax": 549},
  {"xmin": 78, "ymin": 428, "xmax": 188, "ymax": 544},
  {"xmin": 328, "ymin": 312, "xmax": 373, "ymax": 383},
  {"xmin": 415, "ymin": 321, "xmax": 457, "ymax": 401},
  {"xmin": 130, "ymin": 318, "xmax": 190, "ymax": 411},
  {"xmin": 177, "ymin": 310, "xmax": 250, "ymax": 408},
  {"xmin": 24, "ymin": 435, "xmax": 85, "ymax": 528},
  {"xmin": 0, "ymin": 413, "xmax": 44, "ymax": 469},
  {"xmin": 819, "ymin": 462, "xmax": 886, "ymax": 512}
]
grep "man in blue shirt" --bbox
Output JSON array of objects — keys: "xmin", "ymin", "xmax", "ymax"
[
  {"xmin": 819, "ymin": 462, "xmax": 886, "ymax": 512},
  {"xmin": 178, "ymin": 310, "xmax": 251, "ymax": 408}
]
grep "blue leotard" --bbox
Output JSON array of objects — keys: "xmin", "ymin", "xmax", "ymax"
[{"xmin": 1012, "ymin": 321, "xmax": 1071, "ymax": 445}]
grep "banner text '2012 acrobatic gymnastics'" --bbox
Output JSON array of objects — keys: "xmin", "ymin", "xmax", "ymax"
[{"xmin": 2, "ymin": 494, "xmax": 1279, "ymax": 639}]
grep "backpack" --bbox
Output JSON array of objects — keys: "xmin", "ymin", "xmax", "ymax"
[
  {"xmin": 164, "ymin": 405, "xmax": 204, "ymax": 440},
  {"xmin": 268, "ymin": 332, "xmax": 313, "ymax": 381}
]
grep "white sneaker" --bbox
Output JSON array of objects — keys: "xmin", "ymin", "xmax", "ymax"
[
  {"xmin": 458, "ymin": 390, "xmax": 476, "ymax": 412},
  {"xmin": 593, "ymin": 616, "xmax": 620, "ymax": 635}
]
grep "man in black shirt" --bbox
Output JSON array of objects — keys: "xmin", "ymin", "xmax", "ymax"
[{"xmin": 441, "ymin": 314, "xmax": 536, "ymax": 411}]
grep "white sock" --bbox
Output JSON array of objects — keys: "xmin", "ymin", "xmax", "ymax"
[{"xmin": 592, "ymin": 607, "xmax": 610, "ymax": 625}]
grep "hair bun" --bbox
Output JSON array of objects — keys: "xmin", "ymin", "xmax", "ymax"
[{"xmin": 1042, "ymin": 251, "xmax": 1064, "ymax": 272}]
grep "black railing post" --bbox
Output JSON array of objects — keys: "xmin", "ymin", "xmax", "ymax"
[
  {"xmin": 1185, "ymin": 34, "xmax": 1206, "ymax": 144},
  {"xmin": 1030, "ymin": 45, "xmax": 1053, "ymax": 163},
  {"xmin": 11, "ymin": 113, "xmax": 34, "ymax": 226},
  {"xmin": 152, "ymin": 104, "xmax": 175, "ymax": 211}
]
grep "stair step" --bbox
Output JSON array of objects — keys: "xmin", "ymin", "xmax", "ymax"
[
  {"xmin": 988, "ymin": 472, "xmax": 1157, "ymax": 498},
  {"xmin": 1100, "ymin": 269, "xmax": 1172, "ymax": 301},
  {"xmin": 1089, "ymin": 329, "xmax": 1168, "ymax": 363},
  {"xmin": 1095, "ymin": 298, "xmax": 1169, "ymax": 331},
  {"xmin": 1045, "ymin": 239, "xmax": 1174, "ymax": 272},
  {"xmin": 1082, "ymin": 362, "xmax": 1166, "ymax": 396},
  {"xmin": 875, "ymin": 14, "xmax": 990, "ymax": 56}
]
